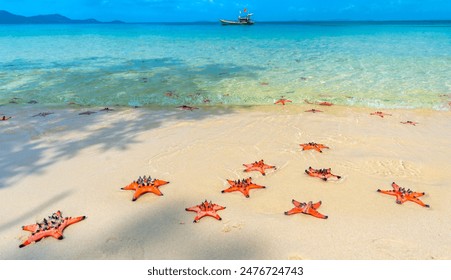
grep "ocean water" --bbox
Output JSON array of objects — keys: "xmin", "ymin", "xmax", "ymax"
[{"xmin": 0, "ymin": 22, "xmax": 450, "ymax": 110}]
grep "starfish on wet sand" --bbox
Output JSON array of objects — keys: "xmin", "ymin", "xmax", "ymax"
[
  {"xmin": 185, "ymin": 200, "xmax": 226, "ymax": 223},
  {"xmin": 243, "ymin": 159, "xmax": 276, "ymax": 176},
  {"xmin": 274, "ymin": 98, "xmax": 292, "ymax": 105},
  {"xmin": 300, "ymin": 142, "xmax": 330, "ymax": 153},
  {"xmin": 284, "ymin": 199, "xmax": 328, "ymax": 219},
  {"xmin": 177, "ymin": 105, "xmax": 199, "ymax": 111},
  {"xmin": 78, "ymin": 111, "xmax": 97, "ymax": 115},
  {"xmin": 19, "ymin": 210, "xmax": 86, "ymax": 248},
  {"xmin": 305, "ymin": 167, "xmax": 341, "ymax": 181},
  {"xmin": 221, "ymin": 177, "xmax": 266, "ymax": 198},
  {"xmin": 99, "ymin": 107, "xmax": 114, "ymax": 112},
  {"xmin": 305, "ymin": 109, "xmax": 323, "ymax": 113},
  {"xmin": 32, "ymin": 112, "xmax": 54, "ymax": 117},
  {"xmin": 121, "ymin": 175, "xmax": 170, "ymax": 201},
  {"xmin": 401, "ymin": 121, "xmax": 418, "ymax": 126},
  {"xmin": 370, "ymin": 111, "xmax": 392, "ymax": 118},
  {"xmin": 377, "ymin": 182, "xmax": 429, "ymax": 208},
  {"xmin": 318, "ymin": 102, "xmax": 333, "ymax": 106}
]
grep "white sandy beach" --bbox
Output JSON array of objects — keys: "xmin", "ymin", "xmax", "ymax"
[{"xmin": 0, "ymin": 104, "xmax": 450, "ymax": 260}]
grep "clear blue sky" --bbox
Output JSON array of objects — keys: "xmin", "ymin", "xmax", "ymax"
[{"xmin": 1, "ymin": 0, "xmax": 450, "ymax": 22}]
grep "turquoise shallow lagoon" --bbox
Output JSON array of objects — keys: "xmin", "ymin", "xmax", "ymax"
[{"xmin": 0, "ymin": 22, "xmax": 450, "ymax": 109}]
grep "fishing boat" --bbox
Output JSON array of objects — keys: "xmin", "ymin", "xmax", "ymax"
[{"xmin": 220, "ymin": 9, "xmax": 254, "ymax": 25}]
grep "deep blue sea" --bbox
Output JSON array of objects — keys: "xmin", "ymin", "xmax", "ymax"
[{"xmin": 0, "ymin": 22, "xmax": 450, "ymax": 110}]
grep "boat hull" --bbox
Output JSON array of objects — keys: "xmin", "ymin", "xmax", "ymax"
[{"xmin": 220, "ymin": 19, "xmax": 254, "ymax": 25}]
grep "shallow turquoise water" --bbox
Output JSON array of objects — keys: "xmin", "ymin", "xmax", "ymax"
[{"xmin": 0, "ymin": 22, "xmax": 450, "ymax": 109}]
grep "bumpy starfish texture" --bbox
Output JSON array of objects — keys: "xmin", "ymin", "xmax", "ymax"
[
  {"xmin": 121, "ymin": 175, "xmax": 169, "ymax": 201},
  {"xmin": 243, "ymin": 160, "xmax": 276, "ymax": 176},
  {"xmin": 221, "ymin": 177, "xmax": 266, "ymax": 198},
  {"xmin": 185, "ymin": 200, "xmax": 226, "ymax": 223},
  {"xmin": 284, "ymin": 199, "xmax": 328, "ymax": 219},
  {"xmin": 377, "ymin": 182, "xmax": 429, "ymax": 208},
  {"xmin": 19, "ymin": 211, "xmax": 86, "ymax": 248},
  {"xmin": 274, "ymin": 98, "xmax": 292, "ymax": 105},
  {"xmin": 370, "ymin": 111, "xmax": 392, "ymax": 118},
  {"xmin": 305, "ymin": 167, "xmax": 341, "ymax": 181},
  {"xmin": 300, "ymin": 142, "xmax": 330, "ymax": 153}
]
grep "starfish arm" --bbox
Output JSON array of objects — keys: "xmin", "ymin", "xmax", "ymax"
[
  {"xmin": 19, "ymin": 230, "xmax": 54, "ymax": 248},
  {"xmin": 274, "ymin": 100, "xmax": 282, "ymax": 105},
  {"xmin": 213, "ymin": 204, "xmax": 226, "ymax": 211},
  {"xmin": 306, "ymin": 208, "xmax": 328, "ymax": 219},
  {"xmin": 377, "ymin": 189, "xmax": 398, "ymax": 196},
  {"xmin": 291, "ymin": 199, "xmax": 302, "ymax": 207},
  {"xmin": 257, "ymin": 167, "xmax": 266, "ymax": 175},
  {"xmin": 207, "ymin": 211, "xmax": 222, "ymax": 220},
  {"xmin": 239, "ymin": 188, "xmax": 251, "ymax": 198},
  {"xmin": 152, "ymin": 179, "xmax": 169, "ymax": 188},
  {"xmin": 391, "ymin": 182, "xmax": 401, "ymax": 192},
  {"xmin": 193, "ymin": 212, "xmax": 207, "ymax": 223},
  {"xmin": 410, "ymin": 192, "xmax": 425, "ymax": 197},
  {"xmin": 248, "ymin": 183, "xmax": 265, "ymax": 190},
  {"xmin": 22, "ymin": 224, "xmax": 40, "ymax": 232},
  {"xmin": 51, "ymin": 230, "xmax": 64, "ymax": 240},
  {"xmin": 263, "ymin": 164, "xmax": 276, "ymax": 169},
  {"xmin": 312, "ymin": 201, "xmax": 322, "ymax": 209},
  {"xmin": 406, "ymin": 196, "xmax": 430, "ymax": 208},
  {"xmin": 185, "ymin": 206, "xmax": 201, "ymax": 212},
  {"xmin": 227, "ymin": 179, "xmax": 236, "ymax": 185},
  {"xmin": 284, "ymin": 207, "xmax": 302, "ymax": 215},
  {"xmin": 122, "ymin": 182, "xmax": 138, "ymax": 191},
  {"xmin": 221, "ymin": 186, "xmax": 239, "ymax": 193},
  {"xmin": 314, "ymin": 147, "xmax": 323, "ymax": 153},
  {"xmin": 248, "ymin": 167, "xmax": 261, "ymax": 173},
  {"xmin": 64, "ymin": 216, "xmax": 86, "ymax": 227}
]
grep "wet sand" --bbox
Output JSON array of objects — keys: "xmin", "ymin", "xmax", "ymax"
[{"xmin": 0, "ymin": 104, "xmax": 450, "ymax": 259}]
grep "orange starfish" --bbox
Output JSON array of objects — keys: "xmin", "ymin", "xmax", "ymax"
[
  {"xmin": 284, "ymin": 199, "xmax": 328, "ymax": 219},
  {"xmin": 305, "ymin": 109, "xmax": 322, "ymax": 113},
  {"xmin": 121, "ymin": 175, "xmax": 169, "ymax": 201},
  {"xmin": 274, "ymin": 98, "xmax": 292, "ymax": 105},
  {"xmin": 377, "ymin": 182, "xmax": 429, "ymax": 208},
  {"xmin": 177, "ymin": 105, "xmax": 199, "ymax": 111},
  {"xmin": 305, "ymin": 167, "xmax": 341, "ymax": 181},
  {"xmin": 370, "ymin": 111, "xmax": 392, "ymax": 118},
  {"xmin": 318, "ymin": 102, "xmax": 333, "ymax": 106},
  {"xmin": 243, "ymin": 159, "xmax": 276, "ymax": 176},
  {"xmin": 300, "ymin": 142, "xmax": 330, "ymax": 153},
  {"xmin": 19, "ymin": 211, "xmax": 86, "ymax": 248},
  {"xmin": 185, "ymin": 200, "xmax": 226, "ymax": 223},
  {"xmin": 400, "ymin": 121, "xmax": 418, "ymax": 126},
  {"xmin": 221, "ymin": 177, "xmax": 266, "ymax": 198}
]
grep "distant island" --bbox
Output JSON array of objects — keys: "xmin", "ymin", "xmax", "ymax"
[{"xmin": 0, "ymin": 10, "xmax": 124, "ymax": 24}]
